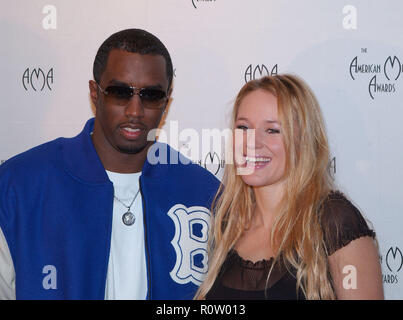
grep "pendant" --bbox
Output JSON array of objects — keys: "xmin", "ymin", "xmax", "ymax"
[{"xmin": 122, "ymin": 211, "xmax": 135, "ymax": 226}]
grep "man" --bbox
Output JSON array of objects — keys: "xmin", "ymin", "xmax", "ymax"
[{"xmin": 0, "ymin": 29, "xmax": 219, "ymax": 299}]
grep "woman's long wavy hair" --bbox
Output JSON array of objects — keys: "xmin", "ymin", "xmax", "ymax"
[{"xmin": 195, "ymin": 74, "xmax": 337, "ymax": 300}]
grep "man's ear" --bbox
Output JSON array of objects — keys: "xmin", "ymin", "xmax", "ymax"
[
  {"xmin": 89, "ymin": 80, "xmax": 99, "ymax": 107},
  {"xmin": 167, "ymin": 85, "xmax": 173, "ymax": 101},
  {"xmin": 163, "ymin": 85, "xmax": 173, "ymax": 112}
]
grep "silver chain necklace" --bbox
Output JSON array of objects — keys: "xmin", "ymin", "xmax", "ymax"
[{"xmin": 114, "ymin": 189, "xmax": 140, "ymax": 226}]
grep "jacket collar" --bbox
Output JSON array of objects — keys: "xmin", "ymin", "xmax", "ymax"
[
  {"xmin": 61, "ymin": 118, "xmax": 110, "ymax": 184},
  {"xmin": 60, "ymin": 118, "xmax": 180, "ymax": 184}
]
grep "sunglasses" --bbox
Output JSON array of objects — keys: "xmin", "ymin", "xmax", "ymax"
[{"xmin": 96, "ymin": 82, "xmax": 167, "ymax": 109}]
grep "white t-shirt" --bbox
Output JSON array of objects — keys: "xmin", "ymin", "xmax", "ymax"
[
  {"xmin": 0, "ymin": 170, "xmax": 148, "ymax": 300},
  {"xmin": 104, "ymin": 170, "xmax": 147, "ymax": 300}
]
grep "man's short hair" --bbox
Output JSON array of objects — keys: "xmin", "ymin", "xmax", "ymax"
[{"xmin": 93, "ymin": 28, "xmax": 173, "ymax": 90}]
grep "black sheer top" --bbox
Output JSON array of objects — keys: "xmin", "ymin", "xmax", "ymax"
[{"xmin": 206, "ymin": 191, "xmax": 376, "ymax": 300}]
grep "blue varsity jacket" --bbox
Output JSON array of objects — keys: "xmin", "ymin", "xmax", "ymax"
[{"xmin": 0, "ymin": 118, "xmax": 220, "ymax": 299}]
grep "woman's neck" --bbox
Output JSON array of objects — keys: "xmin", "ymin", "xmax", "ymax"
[{"xmin": 252, "ymin": 181, "xmax": 285, "ymax": 228}]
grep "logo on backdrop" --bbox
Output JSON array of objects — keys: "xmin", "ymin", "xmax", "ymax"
[
  {"xmin": 328, "ymin": 157, "xmax": 336, "ymax": 179},
  {"xmin": 349, "ymin": 50, "xmax": 402, "ymax": 99},
  {"xmin": 386, "ymin": 247, "xmax": 403, "ymax": 273},
  {"xmin": 381, "ymin": 246, "xmax": 402, "ymax": 285},
  {"xmin": 244, "ymin": 64, "xmax": 278, "ymax": 83},
  {"xmin": 22, "ymin": 68, "xmax": 54, "ymax": 91},
  {"xmin": 168, "ymin": 204, "xmax": 211, "ymax": 285},
  {"xmin": 191, "ymin": 0, "xmax": 216, "ymax": 9},
  {"xmin": 204, "ymin": 151, "xmax": 224, "ymax": 176},
  {"xmin": 196, "ymin": 151, "xmax": 225, "ymax": 176},
  {"xmin": 179, "ymin": 144, "xmax": 225, "ymax": 176}
]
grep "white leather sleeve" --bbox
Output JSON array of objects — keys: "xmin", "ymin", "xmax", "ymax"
[{"xmin": 0, "ymin": 227, "xmax": 15, "ymax": 299}]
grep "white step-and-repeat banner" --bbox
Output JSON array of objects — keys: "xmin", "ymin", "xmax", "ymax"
[{"xmin": 1, "ymin": 0, "xmax": 402, "ymax": 299}]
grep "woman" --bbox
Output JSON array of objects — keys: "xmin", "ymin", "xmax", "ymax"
[{"xmin": 196, "ymin": 74, "xmax": 383, "ymax": 300}]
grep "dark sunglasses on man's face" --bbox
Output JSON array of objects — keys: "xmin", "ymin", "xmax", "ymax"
[{"xmin": 96, "ymin": 83, "xmax": 167, "ymax": 109}]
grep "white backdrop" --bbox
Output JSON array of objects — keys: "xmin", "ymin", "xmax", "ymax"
[{"xmin": 1, "ymin": 0, "xmax": 402, "ymax": 299}]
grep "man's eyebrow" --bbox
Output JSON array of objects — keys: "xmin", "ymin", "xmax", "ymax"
[
  {"xmin": 108, "ymin": 79, "xmax": 164, "ymax": 90},
  {"xmin": 145, "ymin": 84, "xmax": 165, "ymax": 90},
  {"xmin": 108, "ymin": 79, "xmax": 128, "ymax": 86}
]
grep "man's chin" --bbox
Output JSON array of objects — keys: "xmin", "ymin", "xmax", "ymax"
[{"xmin": 117, "ymin": 142, "xmax": 150, "ymax": 155}]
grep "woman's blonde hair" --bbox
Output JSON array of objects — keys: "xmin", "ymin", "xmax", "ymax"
[{"xmin": 195, "ymin": 74, "xmax": 336, "ymax": 300}]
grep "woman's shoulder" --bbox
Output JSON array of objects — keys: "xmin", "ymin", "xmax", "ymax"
[{"xmin": 320, "ymin": 191, "xmax": 376, "ymax": 256}]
